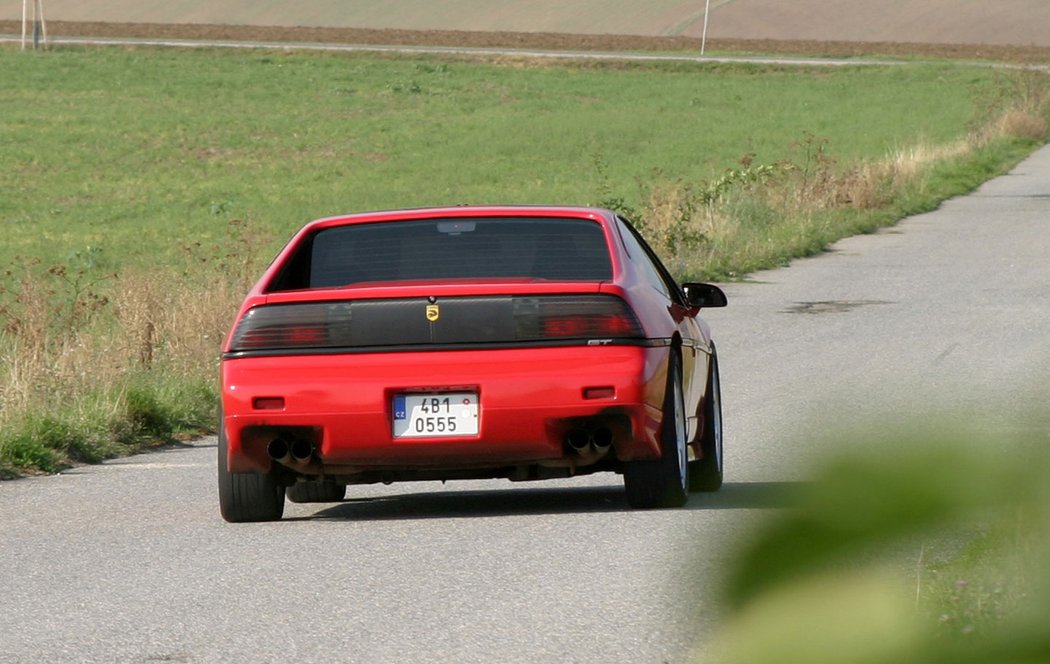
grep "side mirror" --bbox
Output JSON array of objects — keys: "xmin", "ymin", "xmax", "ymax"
[{"xmin": 682, "ymin": 282, "xmax": 728, "ymax": 309}]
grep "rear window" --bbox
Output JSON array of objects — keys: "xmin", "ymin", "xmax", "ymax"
[{"xmin": 271, "ymin": 217, "xmax": 613, "ymax": 291}]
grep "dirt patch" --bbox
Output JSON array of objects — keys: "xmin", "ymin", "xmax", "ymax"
[{"xmin": 4, "ymin": 20, "xmax": 1050, "ymax": 64}]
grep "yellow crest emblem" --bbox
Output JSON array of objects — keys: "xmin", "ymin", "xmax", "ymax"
[{"xmin": 425, "ymin": 304, "xmax": 440, "ymax": 322}]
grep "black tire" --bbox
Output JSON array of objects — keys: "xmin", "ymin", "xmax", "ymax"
[
  {"xmin": 217, "ymin": 410, "xmax": 285, "ymax": 523},
  {"xmin": 689, "ymin": 345, "xmax": 723, "ymax": 492},
  {"xmin": 286, "ymin": 479, "xmax": 347, "ymax": 503},
  {"xmin": 624, "ymin": 353, "xmax": 689, "ymax": 509}
]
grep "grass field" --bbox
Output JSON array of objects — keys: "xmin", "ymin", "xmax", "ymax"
[
  {"xmin": 0, "ymin": 47, "xmax": 1009, "ymax": 272},
  {"xmin": 0, "ymin": 44, "xmax": 1046, "ymax": 478}
]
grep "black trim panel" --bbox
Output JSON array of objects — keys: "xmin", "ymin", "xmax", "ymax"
[
  {"xmin": 228, "ymin": 294, "xmax": 649, "ymax": 354},
  {"xmin": 224, "ymin": 337, "xmax": 671, "ymax": 360}
]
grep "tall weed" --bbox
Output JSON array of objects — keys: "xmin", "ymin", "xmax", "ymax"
[{"xmin": 0, "ymin": 219, "xmax": 270, "ymax": 475}]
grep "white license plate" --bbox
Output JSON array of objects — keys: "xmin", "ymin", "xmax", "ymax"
[{"xmin": 393, "ymin": 393, "xmax": 479, "ymax": 438}]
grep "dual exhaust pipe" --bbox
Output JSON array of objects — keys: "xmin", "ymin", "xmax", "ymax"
[
  {"xmin": 565, "ymin": 427, "xmax": 614, "ymax": 455},
  {"xmin": 270, "ymin": 428, "xmax": 613, "ymax": 466},
  {"xmin": 267, "ymin": 435, "xmax": 314, "ymax": 467}
]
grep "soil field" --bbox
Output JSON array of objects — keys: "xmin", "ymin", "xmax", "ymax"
[
  {"xmin": 711, "ymin": 0, "xmax": 1050, "ymax": 47},
  {"xmin": 3, "ymin": 0, "xmax": 1049, "ymax": 47},
  {"xmin": 3, "ymin": 20, "xmax": 1050, "ymax": 64}
]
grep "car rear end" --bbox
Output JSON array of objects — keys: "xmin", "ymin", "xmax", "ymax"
[{"xmin": 219, "ymin": 208, "xmax": 673, "ymax": 511}]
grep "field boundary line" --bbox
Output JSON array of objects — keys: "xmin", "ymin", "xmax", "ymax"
[{"xmin": 0, "ymin": 33, "xmax": 913, "ymax": 67}]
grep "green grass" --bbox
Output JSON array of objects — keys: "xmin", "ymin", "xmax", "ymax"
[
  {"xmin": 0, "ymin": 373, "xmax": 216, "ymax": 477},
  {"xmin": 0, "ymin": 45, "xmax": 1046, "ymax": 478},
  {"xmin": 1, "ymin": 47, "xmax": 996, "ymax": 273}
]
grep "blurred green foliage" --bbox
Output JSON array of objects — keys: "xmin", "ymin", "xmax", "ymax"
[{"xmin": 702, "ymin": 421, "xmax": 1050, "ymax": 663}]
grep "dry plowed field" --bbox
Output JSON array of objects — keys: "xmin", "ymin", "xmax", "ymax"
[
  {"xmin": 3, "ymin": 0, "xmax": 1050, "ymax": 47},
  {"xmin": 3, "ymin": 20, "xmax": 1050, "ymax": 64}
]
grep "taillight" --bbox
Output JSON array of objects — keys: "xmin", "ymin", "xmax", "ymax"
[
  {"xmin": 518, "ymin": 296, "xmax": 644, "ymax": 340},
  {"xmin": 543, "ymin": 317, "xmax": 589, "ymax": 337},
  {"xmin": 229, "ymin": 303, "xmax": 350, "ymax": 352}
]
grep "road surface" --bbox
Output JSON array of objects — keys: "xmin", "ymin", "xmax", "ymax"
[{"xmin": 2, "ymin": 145, "xmax": 1048, "ymax": 662}]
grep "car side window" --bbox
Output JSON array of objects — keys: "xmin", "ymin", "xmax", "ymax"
[{"xmin": 617, "ymin": 218, "xmax": 682, "ymax": 302}]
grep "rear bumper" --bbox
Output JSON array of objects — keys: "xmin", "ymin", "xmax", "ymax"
[{"xmin": 221, "ymin": 345, "xmax": 669, "ymax": 474}]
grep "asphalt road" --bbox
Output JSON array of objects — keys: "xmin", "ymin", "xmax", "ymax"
[{"xmin": 2, "ymin": 145, "xmax": 1049, "ymax": 663}]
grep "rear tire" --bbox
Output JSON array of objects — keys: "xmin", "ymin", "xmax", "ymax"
[
  {"xmin": 217, "ymin": 410, "xmax": 285, "ymax": 523},
  {"xmin": 624, "ymin": 353, "xmax": 689, "ymax": 509},
  {"xmin": 286, "ymin": 479, "xmax": 347, "ymax": 503},
  {"xmin": 689, "ymin": 345, "xmax": 723, "ymax": 493}
]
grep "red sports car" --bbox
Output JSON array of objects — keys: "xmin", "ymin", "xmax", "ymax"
[{"xmin": 218, "ymin": 206, "xmax": 727, "ymax": 522}]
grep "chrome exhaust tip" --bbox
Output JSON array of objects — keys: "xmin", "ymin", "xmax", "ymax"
[
  {"xmin": 267, "ymin": 436, "xmax": 292, "ymax": 465},
  {"xmin": 591, "ymin": 427, "xmax": 614, "ymax": 452},
  {"xmin": 565, "ymin": 429, "xmax": 590, "ymax": 453},
  {"xmin": 289, "ymin": 438, "xmax": 315, "ymax": 465}
]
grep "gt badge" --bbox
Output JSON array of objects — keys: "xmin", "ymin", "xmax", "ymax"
[{"xmin": 426, "ymin": 304, "xmax": 440, "ymax": 322}]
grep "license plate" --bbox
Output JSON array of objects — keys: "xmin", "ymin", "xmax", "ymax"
[{"xmin": 393, "ymin": 393, "xmax": 479, "ymax": 438}]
